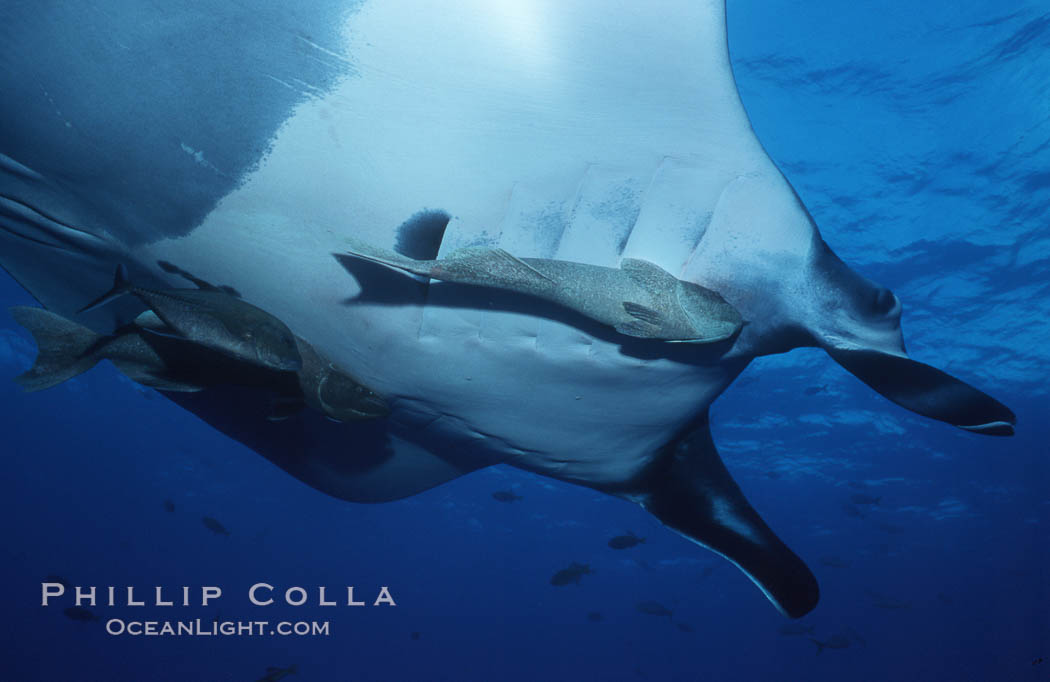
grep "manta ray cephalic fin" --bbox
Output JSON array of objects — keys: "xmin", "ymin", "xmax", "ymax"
[{"xmin": 625, "ymin": 410, "xmax": 819, "ymax": 618}]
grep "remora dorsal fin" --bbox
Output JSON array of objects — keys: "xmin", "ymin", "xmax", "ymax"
[
  {"xmin": 630, "ymin": 411, "xmax": 819, "ymax": 618},
  {"xmin": 484, "ymin": 248, "xmax": 557, "ymax": 285},
  {"xmin": 77, "ymin": 264, "xmax": 132, "ymax": 314}
]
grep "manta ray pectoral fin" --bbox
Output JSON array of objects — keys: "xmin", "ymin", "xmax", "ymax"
[
  {"xmin": 827, "ymin": 348, "xmax": 1016, "ymax": 435},
  {"xmin": 628, "ymin": 412, "xmax": 819, "ymax": 618},
  {"xmin": 164, "ymin": 385, "xmax": 491, "ymax": 503}
]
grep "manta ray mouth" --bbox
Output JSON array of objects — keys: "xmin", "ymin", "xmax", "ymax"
[{"xmin": 825, "ymin": 347, "xmax": 1016, "ymax": 435}]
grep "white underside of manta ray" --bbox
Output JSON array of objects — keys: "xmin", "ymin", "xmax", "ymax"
[{"xmin": 0, "ymin": 0, "xmax": 1014, "ymax": 618}]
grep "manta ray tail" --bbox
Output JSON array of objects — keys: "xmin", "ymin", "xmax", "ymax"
[
  {"xmin": 9, "ymin": 306, "xmax": 106, "ymax": 392},
  {"xmin": 77, "ymin": 264, "xmax": 132, "ymax": 314},
  {"xmin": 629, "ymin": 411, "xmax": 819, "ymax": 618}
]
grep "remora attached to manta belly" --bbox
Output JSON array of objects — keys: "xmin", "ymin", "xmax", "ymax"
[
  {"xmin": 338, "ymin": 238, "xmax": 744, "ymax": 343},
  {"xmin": 10, "ymin": 306, "xmax": 388, "ymax": 422},
  {"xmin": 78, "ymin": 264, "xmax": 303, "ymax": 372}
]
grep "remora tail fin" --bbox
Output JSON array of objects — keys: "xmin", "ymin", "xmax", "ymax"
[
  {"xmin": 339, "ymin": 238, "xmax": 434, "ymax": 279},
  {"xmin": 9, "ymin": 306, "xmax": 105, "ymax": 392},
  {"xmin": 77, "ymin": 264, "xmax": 132, "ymax": 314},
  {"xmin": 630, "ymin": 411, "xmax": 819, "ymax": 618}
]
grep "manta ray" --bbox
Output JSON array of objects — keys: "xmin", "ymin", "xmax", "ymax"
[{"xmin": 0, "ymin": 1, "xmax": 1014, "ymax": 618}]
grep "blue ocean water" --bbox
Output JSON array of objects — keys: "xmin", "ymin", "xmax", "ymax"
[{"xmin": 1, "ymin": 2, "xmax": 1047, "ymax": 681}]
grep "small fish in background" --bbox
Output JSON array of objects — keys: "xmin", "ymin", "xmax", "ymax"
[
  {"xmin": 778, "ymin": 623, "xmax": 815, "ymax": 636},
  {"xmin": 410, "ymin": 631, "xmax": 421, "ymax": 641},
  {"xmin": 162, "ymin": 499, "xmax": 175, "ymax": 513},
  {"xmin": 865, "ymin": 589, "xmax": 912, "ymax": 610},
  {"xmin": 803, "ymin": 384, "xmax": 828, "ymax": 395},
  {"xmin": 840, "ymin": 502, "xmax": 865, "ymax": 519},
  {"xmin": 550, "ymin": 562, "xmax": 592, "ymax": 586},
  {"xmin": 676, "ymin": 622, "xmax": 694, "ymax": 633},
  {"xmin": 839, "ymin": 626, "xmax": 866, "ymax": 647},
  {"xmin": 607, "ymin": 531, "xmax": 645, "ymax": 550},
  {"xmin": 202, "ymin": 517, "xmax": 230, "ymax": 536},
  {"xmin": 875, "ymin": 522, "xmax": 905, "ymax": 535},
  {"xmin": 63, "ymin": 606, "xmax": 98, "ymax": 622},
  {"xmin": 1033, "ymin": 656, "xmax": 1045, "ymax": 666},
  {"xmin": 491, "ymin": 491, "xmax": 522, "ymax": 503},
  {"xmin": 634, "ymin": 601, "xmax": 673, "ymax": 618},
  {"xmin": 819, "ymin": 555, "xmax": 851, "ymax": 568},
  {"xmin": 850, "ymin": 493, "xmax": 881, "ymax": 506},
  {"xmin": 255, "ymin": 665, "xmax": 297, "ymax": 682},
  {"xmin": 810, "ymin": 634, "xmax": 851, "ymax": 655},
  {"xmin": 698, "ymin": 565, "xmax": 715, "ymax": 580},
  {"xmin": 586, "ymin": 611, "xmax": 604, "ymax": 623},
  {"xmin": 44, "ymin": 574, "xmax": 72, "ymax": 590}
]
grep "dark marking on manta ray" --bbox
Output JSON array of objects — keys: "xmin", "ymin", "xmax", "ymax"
[{"xmin": 394, "ymin": 209, "xmax": 450, "ymax": 260}]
